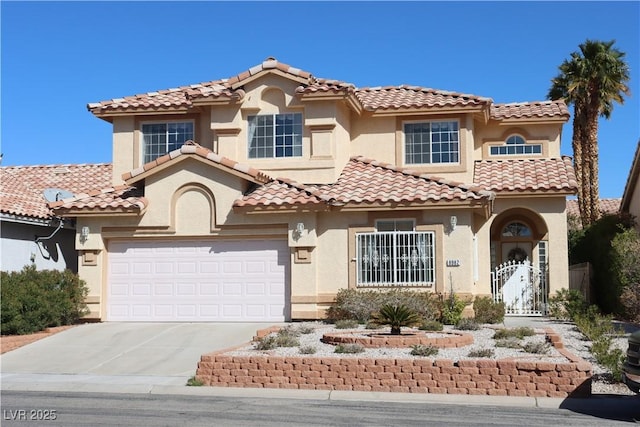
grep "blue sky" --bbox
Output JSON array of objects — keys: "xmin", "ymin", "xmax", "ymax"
[{"xmin": 2, "ymin": 1, "xmax": 638, "ymax": 198}]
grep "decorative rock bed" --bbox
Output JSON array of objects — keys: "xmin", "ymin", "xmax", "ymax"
[
  {"xmin": 195, "ymin": 326, "xmax": 592, "ymax": 398},
  {"xmin": 321, "ymin": 330, "xmax": 473, "ymax": 348}
]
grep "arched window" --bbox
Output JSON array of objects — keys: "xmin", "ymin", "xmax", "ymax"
[
  {"xmin": 501, "ymin": 221, "xmax": 532, "ymax": 237},
  {"xmin": 490, "ymin": 135, "xmax": 541, "ymax": 155}
]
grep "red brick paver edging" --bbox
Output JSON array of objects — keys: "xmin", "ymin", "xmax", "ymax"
[{"xmin": 195, "ymin": 326, "xmax": 592, "ymax": 398}]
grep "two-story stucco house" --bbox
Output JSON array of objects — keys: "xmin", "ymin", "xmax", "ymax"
[{"xmin": 48, "ymin": 58, "xmax": 577, "ymax": 322}]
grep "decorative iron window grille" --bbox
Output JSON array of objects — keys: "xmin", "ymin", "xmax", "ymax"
[{"xmin": 356, "ymin": 231, "xmax": 435, "ymax": 287}]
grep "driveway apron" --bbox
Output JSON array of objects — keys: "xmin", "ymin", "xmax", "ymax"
[{"xmin": 1, "ymin": 322, "xmax": 269, "ymax": 386}]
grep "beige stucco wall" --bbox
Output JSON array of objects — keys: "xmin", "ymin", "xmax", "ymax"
[{"xmin": 474, "ymin": 121, "xmax": 563, "ymax": 160}]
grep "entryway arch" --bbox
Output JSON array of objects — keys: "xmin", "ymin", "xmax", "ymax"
[{"xmin": 490, "ymin": 208, "xmax": 549, "ymax": 315}]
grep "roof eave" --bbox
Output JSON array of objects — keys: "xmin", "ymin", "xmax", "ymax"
[
  {"xmin": 620, "ymin": 140, "xmax": 640, "ymax": 212},
  {"xmin": 367, "ymin": 105, "xmax": 486, "ymax": 117}
]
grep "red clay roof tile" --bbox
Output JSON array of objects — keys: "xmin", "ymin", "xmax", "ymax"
[
  {"xmin": 1, "ymin": 164, "xmax": 112, "ymax": 220},
  {"xmin": 49, "ymin": 185, "xmax": 147, "ymax": 213},
  {"xmin": 474, "ymin": 157, "xmax": 578, "ymax": 193},
  {"xmin": 88, "ymin": 58, "xmax": 568, "ymax": 120},
  {"xmin": 235, "ymin": 156, "xmax": 495, "ymax": 210},
  {"xmin": 566, "ymin": 198, "xmax": 621, "ymax": 217}
]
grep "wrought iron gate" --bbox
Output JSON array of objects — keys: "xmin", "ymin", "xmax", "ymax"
[{"xmin": 491, "ymin": 260, "xmax": 547, "ymax": 316}]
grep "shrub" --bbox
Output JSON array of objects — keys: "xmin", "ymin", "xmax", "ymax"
[
  {"xmin": 409, "ymin": 344, "xmax": 438, "ymax": 357},
  {"xmin": 611, "ymin": 228, "xmax": 640, "ymax": 322},
  {"xmin": 186, "ymin": 376, "xmax": 204, "ymax": 386},
  {"xmin": 370, "ymin": 304, "xmax": 422, "ymax": 335},
  {"xmin": 493, "ymin": 327, "xmax": 534, "ymax": 340},
  {"xmin": 334, "ymin": 319, "xmax": 359, "ymax": 329},
  {"xmin": 455, "ymin": 318, "xmax": 480, "ymax": 331},
  {"xmin": 326, "ymin": 288, "xmax": 440, "ymax": 323},
  {"xmin": 296, "ymin": 324, "xmax": 316, "ymax": 335},
  {"xmin": 548, "ymin": 288, "xmax": 588, "ymax": 321},
  {"xmin": 419, "ymin": 320, "xmax": 443, "ymax": 331},
  {"xmin": 299, "ymin": 345, "xmax": 317, "ymax": 355},
  {"xmin": 495, "ymin": 338, "xmax": 522, "ymax": 349},
  {"xmin": 1, "ymin": 266, "xmax": 89, "ymax": 335},
  {"xmin": 334, "ymin": 344, "xmax": 365, "ymax": 354},
  {"xmin": 254, "ymin": 335, "xmax": 278, "ymax": 350},
  {"xmin": 522, "ymin": 341, "xmax": 550, "ymax": 354},
  {"xmin": 472, "ymin": 297, "xmax": 505, "ymax": 324},
  {"xmin": 467, "ymin": 348, "xmax": 494, "ymax": 358},
  {"xmin": 439, "ymin": 292, "xmax": 467, "ymax": 325}
]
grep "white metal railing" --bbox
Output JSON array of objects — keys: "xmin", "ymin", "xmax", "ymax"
[
  {"xmin": 491, "ymin": 259, "xmax": 547, "ymax": 316},
  {"xmin": 356, "ymin": 231, "xmax": 434, "ymax": 287}
]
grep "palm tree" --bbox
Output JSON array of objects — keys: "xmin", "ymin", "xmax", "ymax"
[
  {"xmin": 370, "ymin": 304, "xmax": 422, "ymax": 335},
  {"xmin": 548, "ymin": 39, "xmax": 630, "ymax": 226}
]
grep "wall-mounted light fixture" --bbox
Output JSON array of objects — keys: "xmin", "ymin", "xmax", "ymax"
[
  {"xmin": 293, "ymin": 222, "xmax": 305, "ymax": 241},
  {"xmin": 450, "ymin": 215, "xmax": 457, "ymax": 232},
  {"xmin": 80, "ymin": 226, "xmax": 90, "ymax": 243}
]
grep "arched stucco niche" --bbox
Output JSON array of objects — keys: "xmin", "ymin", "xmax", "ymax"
[
  {"xmin": 490, "ymin": 207, "xmax": 549, "ymax": 267},
  {"xmin": 260, "ymin": 87, "xmax": 287, "ymax": 112},
  {"xmin": 171, "ymin": 183, "xmax": 216, "ymax": 234}
]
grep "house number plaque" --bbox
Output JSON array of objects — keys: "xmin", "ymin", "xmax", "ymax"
[{"xmin": 446, "ymin": 259, "xmax": 460, "ymax": 267}]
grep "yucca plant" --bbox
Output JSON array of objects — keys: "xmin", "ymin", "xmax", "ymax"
[{"xmin": 371, "ymin": 304, "xmax": 422, "ymax": 335}]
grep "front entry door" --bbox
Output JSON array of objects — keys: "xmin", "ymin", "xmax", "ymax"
[{"xmin": 501, "ymin": 242, "xmax": 532, "ymax": 264}]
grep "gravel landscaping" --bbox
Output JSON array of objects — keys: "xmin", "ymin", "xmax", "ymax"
[{"xmin": 225, "ymin": 319, "xmax": 638, "ymax": 396}]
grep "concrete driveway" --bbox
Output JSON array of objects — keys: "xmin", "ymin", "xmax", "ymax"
[{"xmin": 1, "ymin": 322, "xmax": 270, "ymax": 390}]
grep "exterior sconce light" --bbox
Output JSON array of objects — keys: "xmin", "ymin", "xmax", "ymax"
[
  {"xmin": 293, "ymin": 222, "xmax": 305, "ymax": 241},
  {"xmin": 80, "ymin": 226, "xmax": 90, "ymax": 243},
  {"xmin": 450, "ymin": 215, "xmax": 457, "ymax": 232}
]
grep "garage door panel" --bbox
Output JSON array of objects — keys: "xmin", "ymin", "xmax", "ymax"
[{"xmin": 108, "ymin": 240, "xmax": 288, "ymax": 322}]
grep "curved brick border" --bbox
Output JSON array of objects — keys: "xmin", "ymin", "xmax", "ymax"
[
  {"xmin": 195, "ymin": 326, "xmax": 592, "ymax": 398},
  {"xmin": 322, "ymin": 330, "xmax": 473, "ymax": 348}
]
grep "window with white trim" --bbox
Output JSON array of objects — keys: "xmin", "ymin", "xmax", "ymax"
[
  {"xmin": 405, "ymin": 121, "xmax": 459, "ymax": 164},
  {"xmin": 490, "ymin": 135, "xmax": 542, "ymax": 156},
  {"xmin": 356, "ymin": 221, "xmax": 434, "ymax": 287},
  {"xmin": 142, "ymin": 122, "xmax": 194, "ymax": 164},
  {"xmin": 248, "ymin": 113, "xmax": 303, "ymax": 158}
]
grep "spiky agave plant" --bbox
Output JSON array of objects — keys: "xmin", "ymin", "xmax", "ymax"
[{"xmin": 371, "ymin": 304, "xmax": 422, "ymax": 335}]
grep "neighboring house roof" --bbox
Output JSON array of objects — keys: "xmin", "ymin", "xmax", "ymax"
[
  {"xmin": 621, "ymin": 139, "xmax": 640, "ymax": 213},
  {"xmin": 87, "ymin": 57, "xmax": 569, "ymax": 122},
  {"xmin": 235, "ymin": 156, "xmax": 495, "ymax": 211},
  {"xmin": 0, "ymin": 163, "xmax": 112, "ymax": 221},
  {"xmin": 48, "ymin": 185, "xmax": 147, "ymax": 215},
  {"xmin": 473, "ymin": 157, "xmax": 578, "ymax": 193},
  {"xmin": 566, "ymin": 198, "xmax": 621, "ymax": 218}
]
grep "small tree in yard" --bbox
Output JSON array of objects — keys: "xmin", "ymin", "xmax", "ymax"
[{"xmin": 370, "ymin": 304, "xmax": 422, "ymax": 335}]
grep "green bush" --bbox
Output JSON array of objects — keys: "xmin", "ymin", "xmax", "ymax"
[
  {"xmin": 1, "ymin": 266, "xmax": 89, "ymax": 335},
  {"xmin": 334, "ymin": 344, "xmax": 365, "ymax": 354},
  {"xmin": 611, "ymin": 228, "xmax": 640, "ymax": 322},
  {"xmin": 419, "ymin": 320, "xmax": 443, "ymax": 331},
  {"xmin": 493, "ymin": 327, "xmax": 534, "ymax": 340},
  {"xmin": 439, "ymin": 293, "xmax": 466, "ymax": 325},
  {"xmin": 522, "ymin": 341, "xmax": 550, "ymax": 354},
  {"xmin": 298, "ymin": 345, "xmax": 317, "ymax": 355},
  {"xmin": 455, "ymin": 318, "xmax": 480, "ymax": 331},
  {"xmin": 467, "ymin": 348, "xmax": 494, "ymax": 358},
  {"xmin": 495, "ymin": 338, "xmax": 522, "ymax": 349},
  {"xmin": 548, "ymin": 288, "xmax": 588, "ymax": 321},
  {"xmin": 370, "ymin": 304, "xmax": 422, "ymax": 335},
  {"xmin": 409, "ymin": 344, "xmax": 438, "ymax": 357},
  {"xmin": 334, "ymin": 319, "xmax": 359, "ymax": 329},
  {"xmin": 326, "ymin": 288, "xmax": 439, "ymax": 323},
  {"xmin": 472, "ymin": 297, "xmax": 505, "ymax": 324}
]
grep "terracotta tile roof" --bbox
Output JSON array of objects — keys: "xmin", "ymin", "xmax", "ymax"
[
  {"xmin": 490, "ymin": 100, "xmax": 569, "ymax": 120},
  {"xmin": 48, "ymin": 185, "xmax": 147, "ymax": 213},
  {"xmin": 122, "ymin": 141, "xmax": 272, "ymax": 184},
  {"xmin": 474, "ymin": 157, "xmax": 578, "ymax": 193},
  {"xmin": 566, "ymin": 198, "xmax": 621, "ymax": 217},
  {"xmin": 235, "ymin": 156, "xmax": 494, "ymax": 210},
  {"xmin": 354, "ymin": 86, "xmax": 492, "ymax": 111},
  {"xmin": 88, "ymin": 58, "xmax": 568, "ymax": 120},
  {"xmin": 0, "ymin": 164, "xmax": 112, "ymax": 220}
]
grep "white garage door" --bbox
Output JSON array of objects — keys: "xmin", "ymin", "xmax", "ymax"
[{"xmin": 107, "ymin": 240, "xmax": 289, "ymax": 322}]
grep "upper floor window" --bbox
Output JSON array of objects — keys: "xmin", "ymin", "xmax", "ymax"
[
  {"xmin": 376, "ymin": 219, "xmax": 415, "ymax": 232},
  {"xmin": 248, "ymin": 113, "xmax": 303, "ymax": 159},
  {"xmin": 490, "ymin": 135, "xmax": 542, "ymax": 156},
  {"xmin": 404, "ymin": 121, "xmax": 459, "ymax": 165},
  {"xmin": 142, "ymin": 122, "xmax": 194, "ymax": 164}
]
